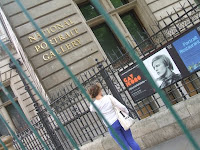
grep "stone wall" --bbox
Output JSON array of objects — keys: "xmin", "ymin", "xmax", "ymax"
[
  {"xmin": 145, "ymin": 0, "xmax": 196, "ymax": 27},
  {"xmin": 79, "ymin": 94, "xmax": 200, "ymax": 150},
  {"xmin": 0, "ymin": 0, "xmax": 104, "ymax": 96}
]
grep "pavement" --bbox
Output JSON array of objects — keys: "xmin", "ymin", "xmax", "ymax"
[{"xmin": 144, "ymin": 128, "xmax": 200, "ymax": 150}]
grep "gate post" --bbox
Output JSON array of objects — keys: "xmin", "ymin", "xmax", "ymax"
[
  {"xmin": 9, "ymin": 59, "xmax": 64, "ymax": 150},
  {"xmin": 96, "ymin": 60, "xmax": 140, "ymax": 119}
]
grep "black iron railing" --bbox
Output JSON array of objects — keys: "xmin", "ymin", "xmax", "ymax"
[{"xmin": 13, "ymin": 1, "xmax": 200, "ymax": 149}]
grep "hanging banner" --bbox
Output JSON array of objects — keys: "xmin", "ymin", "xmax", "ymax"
[
  {"xmin": 143, "ymin": 47, "xmax": 183, "ymax": 89},
  {"xmin": 119, "ymin": 64, "xmax": 155, "ymax": 103},
  {"xmin": 143, "ymin": 23, "xmax": 200, "ymax": 89},
  {"xmin": 172, "ymin": 27, "xmax": 200, "ymax": 73},
  {"xmin": 119, "ymin": 23, "xmax": 200, "ymax": 102}
]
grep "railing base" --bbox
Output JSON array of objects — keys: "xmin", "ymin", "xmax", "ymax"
[{"xmin": 0, "ymin": 136, "xmax": 15, "ymax": 150}]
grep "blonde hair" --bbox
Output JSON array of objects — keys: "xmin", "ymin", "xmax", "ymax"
[{"xmin": 152, "ymin": 55, "xmax": 174, "ymax": 70}]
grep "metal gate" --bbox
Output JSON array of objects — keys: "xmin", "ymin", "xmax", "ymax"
[{"xmin": 11, "ymin": 1, "xmax": 200, "ymax": 149}]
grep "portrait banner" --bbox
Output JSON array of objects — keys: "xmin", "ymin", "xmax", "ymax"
[{"xmin": 143, "ymin": 48, "xmax": 182, "ymax": 89}]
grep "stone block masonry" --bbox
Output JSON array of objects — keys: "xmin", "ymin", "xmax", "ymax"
[{"xmin": 0, "ymin": 0, "xmax": 104, "ymax": 95}]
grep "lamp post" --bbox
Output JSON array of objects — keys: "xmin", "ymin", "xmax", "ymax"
[{"xmin": 9, "ymin": 59, "xmax": 64, "ymax": 150}]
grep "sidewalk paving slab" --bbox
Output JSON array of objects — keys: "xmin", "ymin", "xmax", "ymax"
[{"xmin": 144, "ymin": 128, "xmax": 200, "ymax": 150}]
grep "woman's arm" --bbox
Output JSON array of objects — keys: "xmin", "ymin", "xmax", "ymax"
[{"xmin": 109, "ymin": 95, "xmax": 129, "ymax": 114}]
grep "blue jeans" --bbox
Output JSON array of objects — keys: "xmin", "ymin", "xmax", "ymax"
[{"xmin": 108, "ymin": 120, "xmax": 140, "ymax": 150}]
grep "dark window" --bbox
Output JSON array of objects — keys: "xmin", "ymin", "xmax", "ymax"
[
  {"xmin": 79, "ymin": 2, "xmax": 100, "ymax": 20},
  {"xmin": 6, "ymin": 103, "xmax": 28, "ymax": 133},
  {"xmin": 121, "ymin": 11, "xmax": 154, "ymax": 53},
  {"xmin": 0, "ymin": 86, "xmax": 15, "ymax": 103},
  {"xmin": 0, "ymin": 86, "xmax": 28, "ymax": 134},
  {"xmin": 110, "ymin": 0, "xmax": 129, "ymax": 8},
  {"xmin": 0, "ymin": 86, "xmax": 15, "ymax": 136},
  {"xmin": 92, "ymin": 23, "xmax": 125, "ymax": 62},
  {"xmin": 0, "ymin": 118, "xmax": 9, "ymax": 136}
]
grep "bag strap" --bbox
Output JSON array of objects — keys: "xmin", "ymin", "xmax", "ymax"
[
  {"xmin": 109, "ymin": 96, "xmax": 123, "ymax": 114},
  {"xmin": 109, "ymin": 96, "xmax": 116, "ymax": 109}
]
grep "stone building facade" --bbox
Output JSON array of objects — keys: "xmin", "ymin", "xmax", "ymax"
[
  {"xmin": 1, "ymin": 0, "xmax": 197, "ymax": 96},
  {"xmin": 0, "ymin": 8, "xmax": 39, "ymax": 136},
  {"xmin": 0, "ymin": 0, "xmax": 200, "ymax": 149}
]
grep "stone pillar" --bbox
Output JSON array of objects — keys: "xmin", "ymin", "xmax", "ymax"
[{"xmin": 0, "ymin": 136, "xmax": 15, "ymax": 150}]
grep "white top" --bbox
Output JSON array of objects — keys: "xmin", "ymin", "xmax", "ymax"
[{"xmin": 90, "ymin": 95, "xmax": 129, "ymax": 126}]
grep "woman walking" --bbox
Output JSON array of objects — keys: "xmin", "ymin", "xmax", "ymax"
[{"xmin": 88, "ymin": 83, "xmax": 140, "ymax": 150}]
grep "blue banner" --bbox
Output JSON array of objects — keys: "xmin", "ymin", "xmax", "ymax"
[{"xmin": 172, "ymin": 29, "xmax": 200, "ymax": 73}]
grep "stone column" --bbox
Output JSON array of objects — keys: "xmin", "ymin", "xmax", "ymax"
[{"xmin": 0, "ymin": 136, "xmax": 15, "ymax": 150}]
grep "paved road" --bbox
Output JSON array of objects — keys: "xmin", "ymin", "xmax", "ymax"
[{"xmin": 145, "ymin": 128, "xmax": 200, "ymax": 150}]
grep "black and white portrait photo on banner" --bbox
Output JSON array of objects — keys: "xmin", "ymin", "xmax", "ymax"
[{"xmin": 143, "ymin": 48, "xmax": 182, "ymax": 89}]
